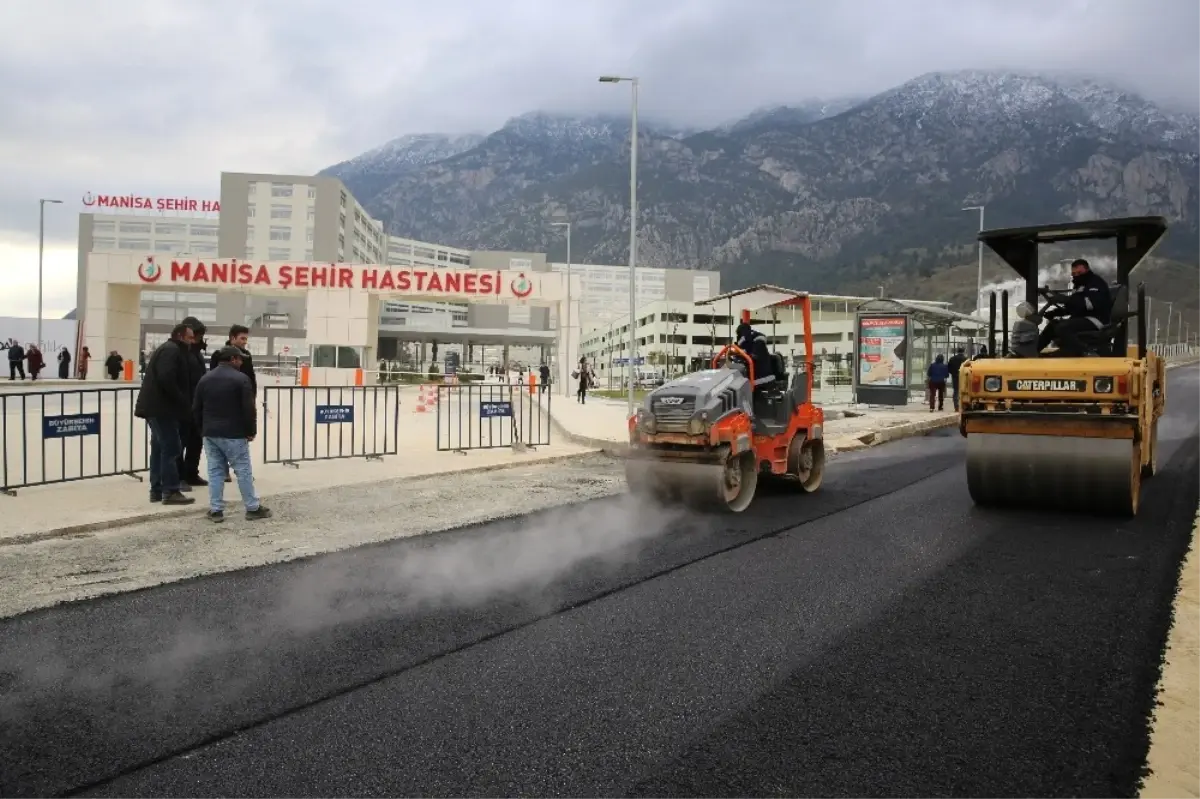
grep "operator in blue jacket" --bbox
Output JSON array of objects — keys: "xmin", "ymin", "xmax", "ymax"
[{"xmin": 927, "ymin": 354, "xmax": 950, "ymax": 412}]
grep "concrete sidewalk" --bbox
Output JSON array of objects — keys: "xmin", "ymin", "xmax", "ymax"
[{"xmin": 0, "ymin": 439, "xmax": 598, "ymax": 545}]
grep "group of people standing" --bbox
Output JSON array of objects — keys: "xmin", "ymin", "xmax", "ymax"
[
  {"xmin": 134, "ymin": 318, "xmax": 271, "ymax": 524},
  {"xmin": 5, "ymin": 342, "xmax": 128, "ymax": 382},
  {"xmin": 925, "ymin": 346, "xmax": 988, "ymax": 412}
]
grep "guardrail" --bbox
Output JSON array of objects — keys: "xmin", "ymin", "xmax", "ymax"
[
  {"xmin": 435, "ymin": 383, "xmax": 552, "ymax": 453},
  {"xmin": 0, "ymin": 388, "xmax": 147, "ymax": 496},
  {"xmin": 261, "ymin": 385, "xmax": 401, "ymax": 467}
]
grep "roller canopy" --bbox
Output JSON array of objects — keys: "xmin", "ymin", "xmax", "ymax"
[{"xmin": 978, "ymin": 216, "xmax": 1169, "ymax": 287}]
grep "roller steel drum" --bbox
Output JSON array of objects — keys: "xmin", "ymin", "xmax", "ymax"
[
  {"xmin": 625, "ymin": 453, "xmax": 758, "ymax": 513},
  {"xmin": 966, "ymin": 433, "xmax": 1142, "ymax": 516}
]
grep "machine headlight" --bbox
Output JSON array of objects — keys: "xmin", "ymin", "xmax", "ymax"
[
  {"xmin": 1015, "ymin": 301, "xmax": 1034, "ymax": 320},
  {"xmin": 984, "ymin": 376, "xmax": 1002, "ymax": 392},
  {"xmin": 688, "ymin": 417, "xmax": 706, "ymax": 436},
  {"xmin": 637, "ymin": 409, "xmax": 656, "ymax": 434},
  {"xmin": 1093, "ymin": 376, "xmax": 1114, "ymax": 394}
]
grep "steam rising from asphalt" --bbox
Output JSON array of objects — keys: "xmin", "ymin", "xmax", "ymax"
[{"xmin": 0, "ymin": 493, "xmax": 691, "ymax": 716}]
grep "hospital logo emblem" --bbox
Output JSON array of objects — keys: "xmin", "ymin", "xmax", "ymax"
[
  {"xmin": 510, "ymin": 273, "xmax": 533, "ymax": 299},
  {"xmin": 137, "ymin": 257, "xmax": 162, "ymax": 283}
]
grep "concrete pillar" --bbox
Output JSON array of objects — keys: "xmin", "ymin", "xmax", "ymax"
[
  {"xmin": 304, "ymin": 288, "xmax": 379, "ymax": 386},
  {"xmin": 84, "ymin": 280, "xmax": 141, "ymax": 382}
]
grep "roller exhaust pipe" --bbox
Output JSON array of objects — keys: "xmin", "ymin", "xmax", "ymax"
[
  {"xmin": 988, "ymin": 293, "xmax": 997, "ymax": 357},
  {"xmin": 1001, "ymin": 290, "xmax": 1009, "ymax": 357}
]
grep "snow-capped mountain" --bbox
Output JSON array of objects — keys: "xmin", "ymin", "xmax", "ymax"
[{"xmin": 322, "ymin": 70, "xmax": 1198, "ymax": 304}]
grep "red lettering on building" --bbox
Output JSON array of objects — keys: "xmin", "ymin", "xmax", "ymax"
[
  {"xmin": 337, "ymin": 267, "xmax": 354, "ymax": 288},
  {"xmin": 84, "ymin": 194, "xmax": 219, "ymax": 213},
  {"xmin": 362, "ymin": 269, "xmax": 378, "ymax": 290}
]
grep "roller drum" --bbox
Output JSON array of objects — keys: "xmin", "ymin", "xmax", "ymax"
[
  {"xmin": 966, "ymin": 433, "xmax": 1141, "ymax": 516},
  {"xmin": 625, "ymin": 453, "xmax": 757, "ymax": 513}
]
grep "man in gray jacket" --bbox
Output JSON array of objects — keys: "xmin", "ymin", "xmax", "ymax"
[{"xmin": 193, "ymin": 346, "xmax": 272, "ymax": 523}]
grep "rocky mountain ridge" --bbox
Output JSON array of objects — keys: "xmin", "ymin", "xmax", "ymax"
[{"xmin": 323, "ymin": 69, "xmax": 1199, "ymax": 307}]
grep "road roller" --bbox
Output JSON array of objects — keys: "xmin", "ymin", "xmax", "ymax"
[
  {"xmin": 959, "ymin": 216, "xmax": 1169, "ymax": 516},
  {"xmin": 624, "ymin": 285, "xmax": 825, "ymax": 512}
]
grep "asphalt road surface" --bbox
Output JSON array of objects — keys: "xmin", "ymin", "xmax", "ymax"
[{"xmin": 2, "ymin": 365, "xmax": 1197, "ymax": 798}]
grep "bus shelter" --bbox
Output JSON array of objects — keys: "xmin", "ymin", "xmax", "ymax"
[{"xmin": 853, "ymin": 298, "xmax": 986, "ymax": 405}]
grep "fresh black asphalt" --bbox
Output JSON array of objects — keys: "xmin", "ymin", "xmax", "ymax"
[{"xmin": 1, "ymin": 366, "xmax": 1196, "ymax": 798}]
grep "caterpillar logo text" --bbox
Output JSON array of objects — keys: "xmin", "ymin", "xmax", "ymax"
[{"xmin": 1006, "ymin": 379, "xmax": 1087, "ymax": 392}]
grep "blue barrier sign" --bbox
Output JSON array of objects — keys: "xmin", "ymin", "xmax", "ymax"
[
  {"xmin": 315, "ymin": 405, "xmax": 354, "ymax": 424},
  {"xmin": 480, "ymin": 401, "xmax": 514, "ymax": 419},
  {"xmin": 43, "ymin": 413, "xmax": 100, "ymax": 439}
]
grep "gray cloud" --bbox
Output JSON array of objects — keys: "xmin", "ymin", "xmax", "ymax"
[{"xmin": 0, "ymin": 0, "xmax": 1196, "ymax": 264}]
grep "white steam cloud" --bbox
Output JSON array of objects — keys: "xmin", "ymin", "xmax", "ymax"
[
  {"xmin": 0, "ymin": 494, "xmax": 693, "ymax": 719},
  {"xmin": 977, "ymin": 256, "xmax": 1118, "ymax": 317}
]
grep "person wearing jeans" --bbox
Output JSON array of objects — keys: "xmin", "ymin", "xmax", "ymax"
[
  {"xmin": 134, "ymin": 323, "xmax": 196, "ymax": 505},
  {"xmin": 193, "ymin": 346, "xmax": 271, "ymax": 523}
]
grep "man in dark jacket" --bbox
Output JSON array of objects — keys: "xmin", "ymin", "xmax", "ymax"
[
  {"xmin": 7, "ymin": 342, "xmax": 25, "ymax": 380},
  {"xmin": 194, "ymin": 346, "xmax": 271, "ymax": 523},
  {"xmin": 210, "ymin": 324, "xmax": 257, "ymax": 394},
  {"xmin": 210, "ymin": 324, "xmax": 257, "ymax": 484},
  {"xmin": 176, "ymin": 317, "xmax": 210, "ymax": 487},
  {"xmin": 946, "ymin": 347, "xmax": 967, "ymax": 411},
  {"xmin": 927, "ymin": 354, "xmax": 950, "ymax": 412},
  {"xmin": 135, "ymin": 323, "xmax": 196, "ymax": 505},
  {"xmin": 1038, "ymin": 258, "xmax": 1113, "ymax": 356}
]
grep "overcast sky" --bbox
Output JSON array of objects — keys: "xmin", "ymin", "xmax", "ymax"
[{"xmin": 1, "ymin": 0, "xmax": 1196, "ymax": 317}]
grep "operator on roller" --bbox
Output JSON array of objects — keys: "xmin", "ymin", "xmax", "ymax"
[
  {"xmin": 1038, "ymin": 258, "xmax": 1111, "ymax": 356},
  {"xmin": 734, "ymin": 319, "xmax": 776, "ymax": 391}
]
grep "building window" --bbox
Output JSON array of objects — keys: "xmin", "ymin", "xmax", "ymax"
[
  {"xmin": 119, "ymin": 222, "xmax": 152, "ymax": 234},
  {"xmin": 177, "ymin": 292, "xmax": 216, "ymax": 304},
  {"xmin": 307, "ymin": 186, "xmax": 317, "ymax": 199},
  {"xmin": 245, "ymin": 247, "xmax": 255, "ymax": 259},
  {"xmin": 190, "ymin": 224, "xmax": 218, "ymax": 237},
  {"xmin": 187, "ymin": 307, "xmax": 218, "ymax": 323},
  {"xmin": 118, "ymin": 238, "xmax": 151, "ymax": 250},
  {"xmin": 152, "ymin": 307, "xmax": 178, "ymax": 321},
  {"xmin": 92, "ymin": 237, "xmax": 116, "ymax": 249},
  {"xmin": 268, "ymin": 247, "xmax": 291, "ymax": 260},
  {"xmin": 92, "ymin": 220, "xmax": 115, "ymax": 233},
  {"xmin": 247, "ymin": 206, "xmax": 256, "ymax": 218},
  {"xmin": 154, "ymin": 240, "xmax": 185, "ymax": 252},
  {"xmin": 271, "ymin": 183, "xmax": 293, "ymax": 198},
  {"xmin": 191, "ymin": 243, "xmax": 218, "ymax": 255},
  {"xmin": 307, "ymin": 208, "xmax": 316, "ymax": 222},
  {"xmin": 154, "ymin": 223, "xmax": 186, "ymax": 235},
  {"xmin": 304, "ymin": 249, "xmax": 314, "ymax": 261},
  {"xmin": 248, "ymin": 182, "xmax": 257, "ymax": 196},
  {"xmin": 246, "ymin": 225, "xmax": 255, "ymax": 241},
  {"xmin": 269, "ymin": 226, "xmax": 291, "ymax": 242},
  {"xmin": 306, "ymin": 228, "xmax": 314, "ymax": 243},
  {"xmin": 270, "ymin": 204, "xmax": 292, "ymax": 219}
]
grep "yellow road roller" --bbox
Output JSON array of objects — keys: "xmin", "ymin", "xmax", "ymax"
[{"xmin": 959, "ymin": 216, "xmax": 1169, "ymax": 516}]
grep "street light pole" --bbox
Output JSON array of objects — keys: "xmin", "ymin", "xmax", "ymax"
[
  {"xmin": 962, "ymin": 205, "xmax": 985, "ymax": 316},
  {"xmin": 36, "ymin": 196, "xmax": 63, "ymax": 347},
  {"xmin": 551, "ymin": 221, "xmax": 572, "ymax": 397},
  {"xmin": 600, "ymin": 74, "xmax": 639, "ymax": 417}
]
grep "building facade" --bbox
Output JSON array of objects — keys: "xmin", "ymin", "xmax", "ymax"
[
  {"xmin": 578, "ymin": 294, "xmax": 959, "ymax": 385},
  {"xmin": 74, "ymin": 172, "xmax": 721, "ymax": 370}
]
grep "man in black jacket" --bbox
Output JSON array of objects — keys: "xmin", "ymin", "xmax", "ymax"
[
  {"xmin": 210, "ymin": 324, "xmax": 257, "ymax": 484},
  {"xmin": 946, "ymin": 347, "xmax": 967, "ymax": 410},
  {"xmin": 194, "ymin": 346, "xmax": 272, "ymax": 523},
  {"xmin": 176, "ymin": 316, "xmax": 210, "ymax": 488},
  {"xmin": 135, "ymin": 323, "xmax": 196, "ymax": 505},
  {"xmin": 1038, "ymin": 258, "xmax": 1113, "ymax": 356}
]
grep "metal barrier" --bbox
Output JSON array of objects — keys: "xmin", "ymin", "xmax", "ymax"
[
  {"xmin": 261, "ymin": 385, "xmax": 401, "ymax": 467},
  {"xmin": 435, "ymin": 383, "xmax": 552, "ymax": 453},
  {"xmin": 1, "ymin": 388, "xmax": 147, "ymax": 495}
]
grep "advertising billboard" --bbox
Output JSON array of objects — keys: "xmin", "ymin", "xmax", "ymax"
[{"xmin": 854, "ymin": 314, "xmax": 911, "ymax": 405}]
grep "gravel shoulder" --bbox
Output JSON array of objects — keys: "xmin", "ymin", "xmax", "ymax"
[{"xmin": 0, "ymin": 453, "xmax": 626, "ymax": 619}]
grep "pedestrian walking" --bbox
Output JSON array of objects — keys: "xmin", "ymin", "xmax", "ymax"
[
  {"xmin": 574, "ymin": 357, "xmax": 591, "ymax": 404},
  {"xmin": 26, "ymin": 346, "xmax": 44, "ymax": 381},
  {"xmin": 57, "ymin": 347, "xmax": 71, "ymax": 379},
  {"xmin": 7, "ymin": 342, "xmax": 25, "ymax": 380},
  {"xmin": 927, "ymin": 354, "xmax": 950, "ymax": 412},
  {"xmin": 78, "ymin": 346, "xmax": 91, "ymax": 380},
  {"xmin": 947, "ymin": 347, "xmax": 967, "ymax": 411},
  {"xmin": 104, "ymin": 351, "xmax": 123, "ymax": 380},
  {"xmin": 134, "ymin": 323, "xmax": 196, "ymax": 506},
  {"xmin": 194, "ymin": 346, "xmax": 271, "ymax": 523},
  {"xmin": 538, "ymin": 362, "xmax": 550, "ymax": 394}
]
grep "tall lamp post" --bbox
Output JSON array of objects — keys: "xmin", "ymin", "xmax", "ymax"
[
  {"xmin": 600, "ymin": 74, "xmax": 639, "ymax": 416},
  {"xmin": 551, "ymin": 221, "xmax": 572, "ymax": 397},
  {"xmin": 37, "ymin": 199, "xmax": 64, "ymax": 351},
  {"xmin": 962, "ymin": 205, "xmax": 985, "ymax": 316}
]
